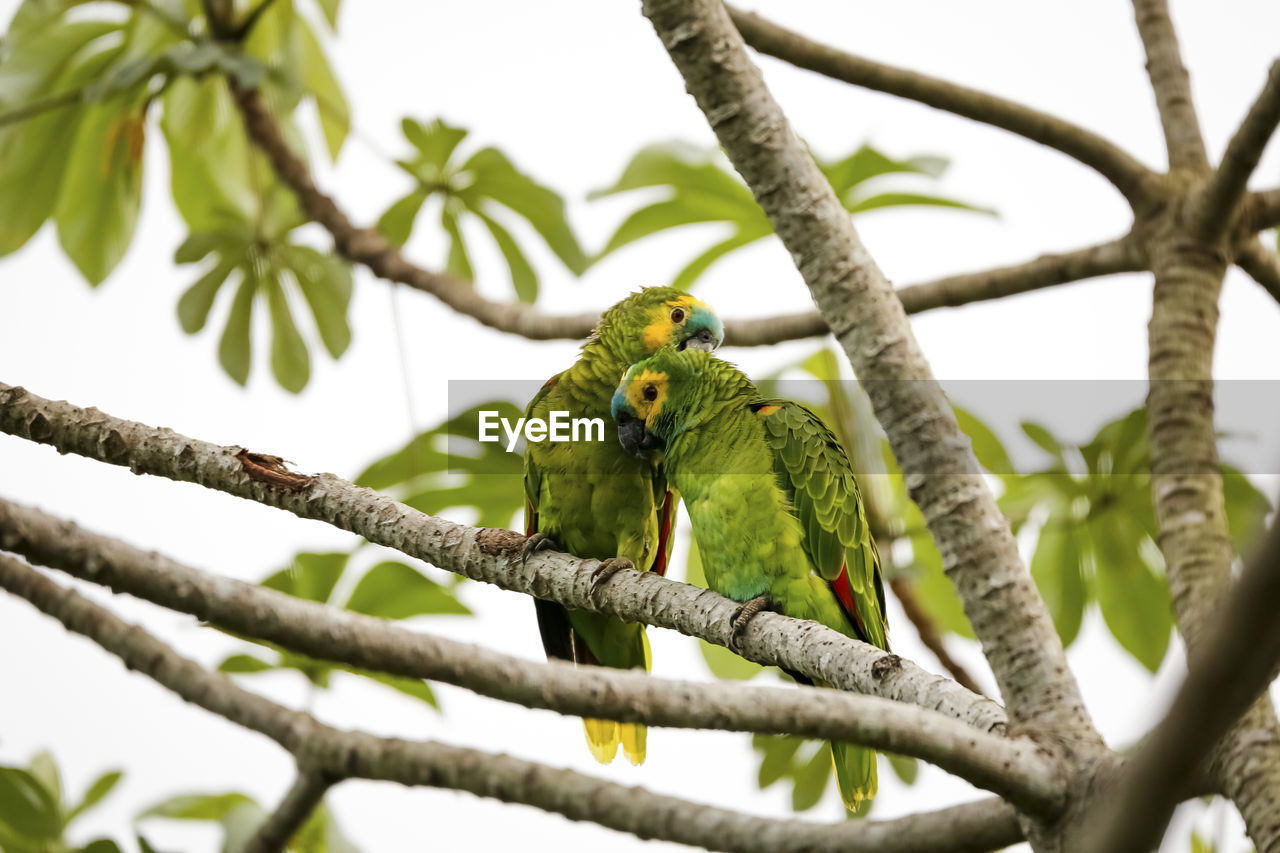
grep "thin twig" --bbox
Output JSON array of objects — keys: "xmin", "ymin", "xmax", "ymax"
[
  {"xmin": 1248, "ymin": 188, "xmax": 1280, "ymax": 231},
  {"xmin": 0, "ymin": 555, "xmax": 1023, "ymax": 853},
  {"xmin": 242, "ymin": 768, "xmax": 334, "ymax": 853},
  {"xmin": 1235, "ymin": 240, "xmax": 1280, "ymax": 304},
  {"xmin": 726, "ymin": 6, "xmax": 1156, "ymax": 205},
  {"xmin": 889, "ymin": 578, "xmax": 985, "ymax": 697}
]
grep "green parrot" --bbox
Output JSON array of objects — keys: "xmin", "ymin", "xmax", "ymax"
[
  {"xmin": 523, "ymin": 286, "xmax": 724, "ymax": 764},
  {"xmin": 611, "ymin": 347, "xmax": 888, "ymax": 808}
]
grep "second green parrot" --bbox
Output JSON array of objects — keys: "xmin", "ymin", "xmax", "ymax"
[{"xmin": 611, "ymin": 347, "xmax": 888, "ymax": 808}]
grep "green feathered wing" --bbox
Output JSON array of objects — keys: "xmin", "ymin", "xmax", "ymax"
[
  {"xmin": 524, "ymin": 370, "xmax": 676, "ymax": 764},
  {"xmin": 758, "ymin": 399, "xmax": 889, "ymax": 809}
]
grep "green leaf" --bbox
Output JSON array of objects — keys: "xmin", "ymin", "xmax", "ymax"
[
  {"xmin": 755, "ymin": 735, "xmax": 803, "ymax": 788},
  {"xmin": 790, "ymin": 743, "xmax": 832, "ymax": 812},
  {"xmin": 296, "ymin": 14, "xmax": 348, "ymax": 160},
  {"xmin": 597, "ymin": 199, "xmax": 754, "ymax": 258},
  {"xmin": 1190, "ymin": 830, "xmax": 1217, "ymax": 853},
  {"xmin": 218, "ymin": 653, "xmax": 277, "ymax": 674},
  {"xmin": 0, "ymin": 24, "xmax": 119, "ymax": 256},
  {"xmin": 314, "ymin": 0, "xmax": 341, "ymax": 28},
  {"xmin": 462, "ymin": 146, "xmax": 587, "ymax": 274},
  {"xmin": 178, "ymin": 259, "xmax": 236, "ymax": 334},
  {"xmin": 1030, "ymin": 517, "xmax": 1087, "ymax": 647},
  {"xmin": 376, "ymin": 188, "xmax": 427, "ymax": 246},
  {"xmin": 266, "ymin": 278, "xmax": 310, "ymax": 393},
  {"xmin": 1021, "ymin": 421, "xmax": 1065, "ymax": 460},
  {"xmin": 440, "ymin": 204, "xmax": 473, "ymax": 282},
  {"xmin": 954, "ymin": 405, "xmax": 1014, "ymax": 474},
  {"xmin": 886, "ymin": 752, "xmax": 919, "ymax": 785},
  {"xmin": 355, "ymin": 670, "xmax": 439, "ymax": 709},
  {"xmin": 77, "ymin": 840, "xmax": 123, "ymax": 853},
  {"xmin": 218, "ymin": 271, "xmax": 257, "ymax": 385},
  {"xmin": 344, "ymin": 561, "xmax": 470, "ymax": 619},
  {"xmin": 0, "ymin": 766, "xmax": 62, "ymax": 839},
  {"xmin": 25, "ymin": 751, "xmax": 61, "ymax": 809},
  {"xmin": 1091, "ymin": 514, "xmax": 1172, "ymax": 672},
  {"xmin": 285, "ymin": 246, "xmax": 352, "ymax": 359},
  {"xmin": 819, "ymin": 145, "xmax": 947, "ymax": 196},
  {"xmin": 220, "ymin": 801, "xmax": 268, "ymax": 853},
  {"xmin": 401, "ymin": 117, "xmax": 467, "ymax": 173},
  {"xmin": 847, "ymin": 191, "xmax": 994, "ymax": 216},
  {"xmin": 263, "ymin": 552, "xmax": 350, "ymax": 603},
  {"xmin": 140, "ymin": 791, "xmax": 258, "ymax": 821},
  {"xmin": 671, "ymin": 230, "xmax": 761, "ymax": 291},
  {"xmin": 162, "ymin": 77, "xmax": 256, "ymax": 230},
  {"xmin": 474, "ymin": 209, "xmax": 538, "ymax": 303},
  {"xmin": 1222, "ymin": 465, "xmax": 1271, "ymax": 553},
  {"xmin": 66, "ymin": 770, "xmax": 123, "ymax": 824},
  {"xmin": 590, "ymin": 141, "xmax": 752, "ymax": 204},
  {"xmin": 55, "ymin": 91, "xmax": 146, "ymax": 285},
  {"xmin": 292, "ymin": 802, "xmax": 361, "ymax": 853}
]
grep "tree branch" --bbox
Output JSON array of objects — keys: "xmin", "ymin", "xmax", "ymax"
[
  {"xmin": 889, "ymin": 578, "xmax": 985, "ymax": 697},
  {"xmin": 1092, "ymin": 513, "xmax": 1280, "ymax": 853},
  {"xmin": 242, "ymin": 768, "xmax": 333, "ymax": 853},
  {"xmin": 1186, "ymin": 61, "xmax": 1280, "ymax": 242},
  {"xmin": 1248, "ymin": 188, "xmax": 1280, "ymax": 232},
  {"xmin": 1235, "ymin": 239, "xmax": 1280, "ymax": 304},
  {"xmin": 224, "ymin": 69, "xmax": 1140, "ymax": 346},
  {"xmin": 1131, "ymin": 0, "xmax": 1209, "ymax": 172},
  {"xmin": 0, "ymin": 554, "xmax": 1025, "ymax": 853},
  {"xmin": 725, "ymin": 7, "xmax": 1156, "ymax": 205},
  {"xmin": 0, "ymin": 498, "xmax": 1066, "ymax": 810},
  {"xmin": 0, "ymin": 382, "xmax": 1007, "ymax": 734},
  {"xmin": 639, "ymin": 0, "xmax": 1098, "ymax": 746}
]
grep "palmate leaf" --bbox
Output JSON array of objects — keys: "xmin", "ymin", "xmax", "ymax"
[
  {"xmin": 174, "ymin": 230, "xmax": 353, "ymax": 391},
  {"xmin": 592, "ymin": 140, "xmax": 989, "ymax": 289},
  {"xmin": 376, "ymin": 118, "xmax": 585, "ymax": 300},
  {"xmin": 139, "ymin": 790, "xmax": 360, "ymax": 853}
]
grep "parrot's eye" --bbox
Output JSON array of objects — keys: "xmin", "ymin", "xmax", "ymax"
[
  {"xmin": 670, "ymin": 307, "xmax": 686, "ymax": 324},
  {"xmin": 642, "ymin": 384, "xmax": 658, "ymax": 402}
]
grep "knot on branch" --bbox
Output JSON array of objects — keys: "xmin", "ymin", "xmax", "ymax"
[
  {"xmin": 475, "ymin": 527, "xmax": 524, "ymax": 556},
  {"xmin": 871, "ymin": 653, "xmax": 904, "ymax": 680},
  {"xmin": 235, "ymin": 449, "xmax": 314, "ymax": 492}
]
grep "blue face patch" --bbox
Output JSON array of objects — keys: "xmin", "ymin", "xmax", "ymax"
[
  {"xmin": 688, "ymin": 305, "xmax": 725, "ymax": 347},
  {"xmin": 610, "ymin": 385, "xmax": 632, "ymax": 421}
]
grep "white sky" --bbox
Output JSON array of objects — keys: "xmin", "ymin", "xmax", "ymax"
[{"xmin": 2, "ymin": 1, "xmax": 1279, "ymax": 851}]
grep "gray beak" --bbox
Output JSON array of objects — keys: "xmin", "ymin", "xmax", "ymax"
[
  {"xmin": 678, "ymin": 328, "xmax": 719, "ymax": 352},
  {"xmin": 617, "ymin": 413, "xmax": 662, "ymax": 459}
]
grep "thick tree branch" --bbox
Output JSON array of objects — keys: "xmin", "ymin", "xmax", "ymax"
[
  {"xmin": 1249, "ymin": 188, "xmax": 1280, "ymax": 231},
  {"xmin": 640, "ymin": 0, "xmax": 1098, "ymax": 746},
  {"xmin": 1144, "ymin": 216, "xmax": 1280, "ymax": 851},
  {"xmin": 1131, "ymin": 0, "xmax": 1209, "ymax": 172},
  {"xmin": 0, "ymin": 383, "xmax": 1007, "ymax": 734},
  {"xmin": 1236, "ymin": 240, "xmax": 1280, "ymax": 304},
  {"xmin": 1092, "ymin": 513, "xmax": 1280, "ymax": 853},
  {"xmin": 0, "ymin": 499, "xmax": 1066, "ymax": 810},
  {"xmin": 242, "ymin": 768, "xmax": 334, "ymax": 853},
  {"xmin": 0, "ymin": 555, "xmax": 1024, "ymax": 853},
  {"xmin": 225, "ymin": 71, "xmax": 1140, "ymax": 346},
  {"xmin": 1186, "ymin": 61, "xmax": 1280, "ymax": 242},
  {"xmin": 726, "ymin": 7, "xmax": 1156, "ymax": 205}
]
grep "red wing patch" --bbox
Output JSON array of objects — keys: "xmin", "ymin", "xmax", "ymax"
[
  {"xmin": 652, "ymin": 490, "xmax": 676, "ymax": 577},
  {"xmin": 756, "ymin": 404, "xmax": 780, "ymax": 416},
  {"xmin": 831, "ymin": 562, "xmax": 871, "ymax": 643},
  {"xmin": 525, "ymin": 497, "xmax": 538, "ymax": 537}
]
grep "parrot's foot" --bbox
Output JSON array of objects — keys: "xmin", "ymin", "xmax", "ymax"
[
  {"xmin": 728, "ymin": 595, "xmax": 774, "ymax": 652},
  {"xmin": 520, "ymin": 533, "xmax": 556, "ymax": 563},
  {"xmin": 589, "ymin": 557, "xmax": 636, "ymax": 599}
]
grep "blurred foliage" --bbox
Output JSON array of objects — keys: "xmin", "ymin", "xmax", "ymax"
[
  {"xmin": 0, "ymin": 751, "xmax": 123, "ymax": 852},
  {"xmin": 356, "ymin": 401, "xmax": 527, "ymax": 529},
  {"xmin": 138, "ymin": 789, "xmax": 358, "ymax": 853},
  {"xmin": 215, "ymin": 550, "xmax": 470, "ymax": 708},
  {"xmin": 590, "ymin": 141, "xmax": 992, "ymax": 290},
  {"xmin": 751, "ymin": 735, "xmax": 914, "ymax": 816},
  {"xmin": 376, "ymin": 117, "xmax": 588, "ymax": 303},
  {"xmin": 0, "ymin": 0, "xmax": 352, "ymax": 393}
]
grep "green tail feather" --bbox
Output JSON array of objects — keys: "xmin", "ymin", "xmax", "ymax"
[{"xmin": 831, "ymin": 741, "xmax": 877, "ymax": 812}]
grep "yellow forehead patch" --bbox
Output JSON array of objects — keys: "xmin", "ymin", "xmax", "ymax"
[
  {"xmin": 627, "ymin": 369, "xmax": 669, "ymax": 421},
  {"xmin": 641, "ymin": 295, "xmax": 710, "ymax": 352}
]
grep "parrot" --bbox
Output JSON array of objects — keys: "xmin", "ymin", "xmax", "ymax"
[
  {"xmin": 523, "ymin": 286, "xmax": 724, "ymax": 765},
  {"xmin": 610, "ymin": 346, "xmax": 888, "ymax": 808}
]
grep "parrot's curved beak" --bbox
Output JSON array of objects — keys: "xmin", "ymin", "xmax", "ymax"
[
  {"xmin": 678, "ymin": 327, "xmax": 719, "ymax": 352},
  {"xmin": 616, "ymin": 412, "xmax": 663, "ymax": 459}
]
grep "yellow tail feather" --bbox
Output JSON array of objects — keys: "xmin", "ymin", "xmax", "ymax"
[
  {"xmin": 619, "ymin": 722, "xmax": 647, "ymax": 765},
  {"xmin": 583, "ymin": 718, "xmax": 620, "ymax": 764}
]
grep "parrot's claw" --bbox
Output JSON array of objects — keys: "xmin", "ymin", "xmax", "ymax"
[
  {"xmin": 589, "ymin": 557, "xmax": 637, "ymax": 599},
  {"xmin": 521, "ymin": 533, "xmax": 556, "ymax": 564},
  {"xmin": 728, "ymin": 595, "xmax": 773, "ymax": 653}
]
